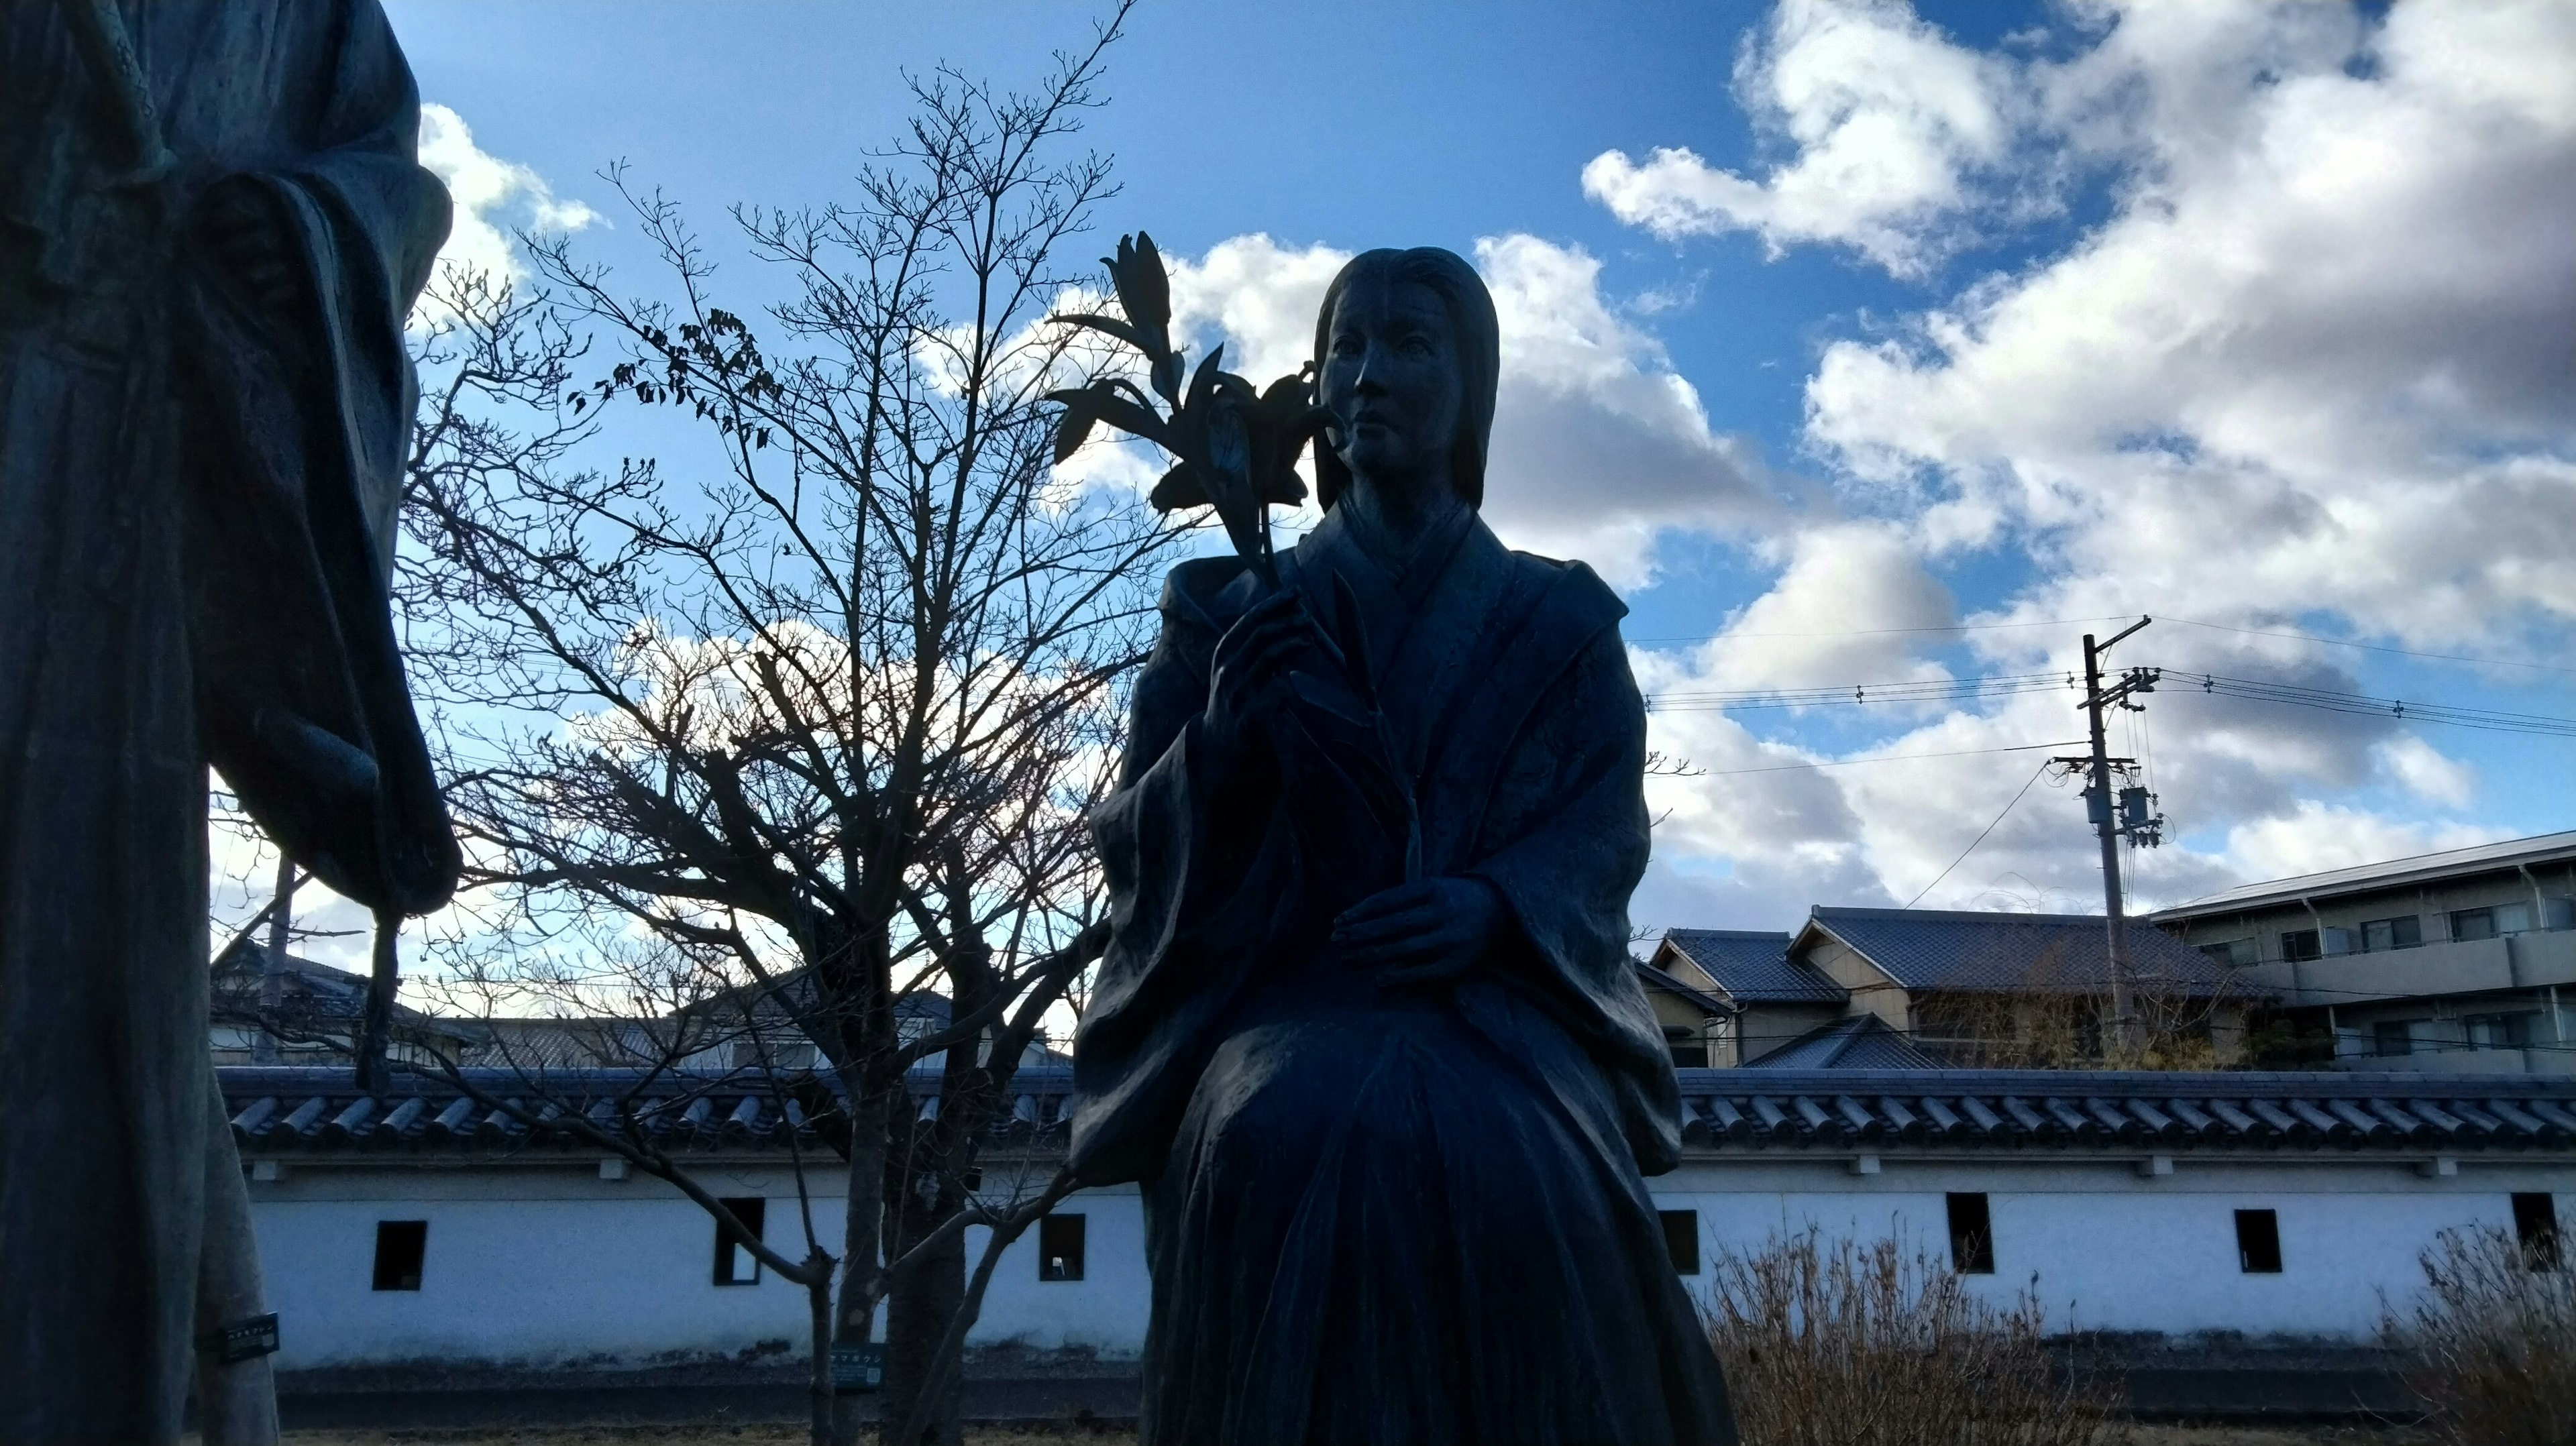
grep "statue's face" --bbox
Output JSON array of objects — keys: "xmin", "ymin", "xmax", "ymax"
[{"xmin": 1322, "ymin": 274, "xmax": 1464, "ymax": 492}]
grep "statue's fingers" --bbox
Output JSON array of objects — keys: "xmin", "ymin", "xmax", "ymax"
[{"xmin": 1332, "ymin": 881, "xmax": 1436, "ymax": 928}]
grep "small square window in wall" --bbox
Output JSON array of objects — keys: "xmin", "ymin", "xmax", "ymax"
[
  {"xmin": 1038, "ymin": 1213, "xmax": 1085, "ymax": 1282},
  {"xmin": 1946, "ymin": 1193, "xmax": 1994, "ymax": 1275},
  {"xmin": 2373, "ymin": 1021, "xmax": 2416, "ymax": 1057},
  {"xmin": 371, "ymin": 1220, "xmax": 427, "ymax": 1292},
  {"xmin": 1658, "ymin": 1210, "xmax": 1701, "ymax": 1275},
  {"xmin": 2513, "ymin": 1193, "xmax": 2561, "ymax": 1272},
  {"xmin": 2235, "ymin": 1209, "xmax": 2282, "ymax": 1274},
  {"xmin": 713, "ymin": 1197, "xmax": 766, "ymax": 1286}
]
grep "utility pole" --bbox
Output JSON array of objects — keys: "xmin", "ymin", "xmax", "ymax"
[
  {"xmin": 2055, "ymin": 617, "xmax": 2161, "ymax": 1058},
  {"xmin": 254, "ymin": 852, "xmax": 294, "ymax": 1065}
]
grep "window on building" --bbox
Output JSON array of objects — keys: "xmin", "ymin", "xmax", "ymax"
[
  {"xmin": 2498, "ymin": 903, "xmax": 2533, "ymax": 935},
  {"xmin": 713, "ymin": 1197, "xmax": 766, "ymax": 1285},
  {"xmin": 2451, "ymin": 907, "xmax": 2498, "ymax": 942},
  {"xmin": 2467, "ymin": 1014, "xmax": 2535, "ymax": 1050},
  {"xmin": 1038, "ymin": 1213, "xmax": 1085, "ymax": 1282},
  {"xmin": 1946, "ymin": 1193, "xmax": 1994, "ymax": 1275},
  {"xmin": 1659, "ymin": 1211, "xmax": 1701, "ymax": 1275},
  {"xmin": 2235, "ymin": 1209, "xmax": 2283, "ymax": 1274},
  {"xmin": 2361, "ymin": 916, "xmax": 2422, "ymax": 952},
  {"xmin": 2198, "ymin": 938, "xmax": 2259, "ymax": 966},
  {"xmin": 371, "ymin": 1220, "xmax": 427, "ymax": 1292},
  {"xmin": 1664, "ymin": 1024, "xmax": 1707, "ymax": 1069},
  {"xmin": 2373, "ymin": 1020, "xmax": 2417, "ymax": 1057},
  {"xmin": 2512, "ymin": 1193, "xmax": 2561, "ymax": 1271},
  {"xmin": 2280, "ymin": 930, "xmax": 2321, "ymax": 963}
]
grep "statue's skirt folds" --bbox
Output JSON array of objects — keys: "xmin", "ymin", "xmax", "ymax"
[{"xmin": 1143, "ymin": 987, "xmax": 1724, "ymax": 1446}]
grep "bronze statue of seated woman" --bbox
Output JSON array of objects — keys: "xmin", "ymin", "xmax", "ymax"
[{"xmin": 1069, "ymin": 244, "xmax": 1738, "ymax": 1445}]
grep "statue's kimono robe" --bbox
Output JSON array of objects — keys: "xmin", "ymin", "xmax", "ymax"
[
  {"xmin": 1072, "ymin": 504, "xmax": 1737, "ymax": 1445},
  {"xmin": 0, "ymin": 4, "xmax": 455, "ymax": 1437}
]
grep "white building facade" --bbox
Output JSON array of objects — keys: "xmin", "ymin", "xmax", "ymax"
[{"xmin": 225, "ymin": 1065, "xmax": 2575, "ymax": 1372}]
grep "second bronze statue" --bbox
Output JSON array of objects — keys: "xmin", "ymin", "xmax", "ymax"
[{"xmin": 1069, "ymin": 247, "xmax": 1739, "ymax": 1445}]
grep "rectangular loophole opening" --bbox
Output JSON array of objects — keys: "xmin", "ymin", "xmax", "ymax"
[
  {"xmin": 2235, "ymin": 1209, "xmax": 2282, "ymax": 1273},
  {"xmin": 371, "ymin": 1220, "xmax": 427, "ymax": 1292},
  {"xmin": 1038, "ymin": 1213, "xmax": 1085, "ymax": 1282},
  {"xmin": 2513, "ymin": 1193, "xmax": 2561, "ymax": 1271},
  {"xmin": 1659, "ymin": 1210, "xmax": 1701, "ymax": 1276},
  {"xmin": 1946, "ymin": 1193, "xmax": 1994, "ymax": 1274},
  {"xmin": 713, "ymin": 1197, "xmax": 766, "ymax": 1286}
]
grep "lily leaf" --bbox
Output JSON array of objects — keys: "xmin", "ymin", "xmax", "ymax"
[
  {"xmin": 1053, "ymin": 404, "xmax": 1097, "ymax": 464},
  {"xmin": 1042, "ymin": 383, "xmax": 1173, "ymax": 451},
  {"xmin": 1051, "ymin": 311, "xmax": 1151, "ymax": 355},
  {"xmin": 1148, "ymin": 463, "xmax": 1205, "ymax": 511}
]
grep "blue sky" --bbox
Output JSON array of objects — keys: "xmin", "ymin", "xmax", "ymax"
[{"xmin": 237, "ymin": 0, "xmax": 2573, "ymax": 957}]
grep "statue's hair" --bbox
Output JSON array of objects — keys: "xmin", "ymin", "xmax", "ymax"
[{"xmin": 1309, "ymin": 247, "xmax": 1501, "ymax": 512}]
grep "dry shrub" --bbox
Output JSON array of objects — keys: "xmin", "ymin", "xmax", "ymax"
[
  {"xmin": 2383, "ymin": 1225, "xmax": 2576, "ymax": 1446},
  {"xmin": 1707, "ymin": 1228, "xmax": 2120, "ymax": 1446}
]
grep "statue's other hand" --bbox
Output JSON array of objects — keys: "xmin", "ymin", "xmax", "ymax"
[
  {"xmin": 1334, "ymin": 876, "xmax": 1506, "ymax": 987},
  {"xmin": 1201, "ymin": 586, "xmax": 1311, "ymax": 775},
  {"xmin": 191, "ymin": 176, "xmax": 309, "ymax": 324}
]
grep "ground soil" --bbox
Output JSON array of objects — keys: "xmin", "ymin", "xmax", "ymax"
[{"xmin": 216, "ymin": 1426, "xmax": 2433, "ymax": 1446}]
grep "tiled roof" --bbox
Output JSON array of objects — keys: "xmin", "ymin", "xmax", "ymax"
[
  {"xmin": 1660, "ymin": 930, "xmax": 1843, "ymax": 1003},
  {"xmin": 223, "ymin": 1064, "xmax": 2576, "ymax": 1160},
  {"xmin": 1805, "ymin": 908, "xmax": 2242, "ymax": 997},
  {"xmin": 1635, "ymin": 960, "xmax": 1735, "ymax": 1017},
  {"xmin": 1745, "ymin": 1015, "xmax": 1941, "ymax": 1070},
  {"xmin": 2153, "ymin": 829, "xmax": 2576, "ymax": 920},
  {"xmin": 211, "ymin": 945, "xmax": 476, "ymax": 1045},
  {"xmin": 1672, "ymin": 1068, "xmax": 2576, "ymax": 1155},
  {"xmin": 219, "ymin": 1065, "xmax": 1072, "ymax": 1156}
]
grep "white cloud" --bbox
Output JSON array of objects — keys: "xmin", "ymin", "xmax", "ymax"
[
  {"xmin": 1592, "ymin": 1, "xmax": 2575, "ymax": 932},
  {"xmin": 417, "ymin": 103, "xmax": 599, "ymax": 291},
  {"xmin": 1099, "ymin": 233, "xmax": 1780, "ymax": 588},
  {"xmin": 1582, "ymin": 0, "xmax": 2025, "ymax": 277},
  {"xmin": 2376, "ymin": 734, "xmax": 2477, "ymax": 810},
  {"xmin": 2221, "ymin": 802, "xmax": 2504, "ymax": 883}
]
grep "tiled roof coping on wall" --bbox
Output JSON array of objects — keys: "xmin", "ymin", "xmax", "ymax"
[
  {"xmin": 219, "ymin": 1065, "xmax": 2576, "ymax": 1161},
  {"xmin": 1670, "ymin": 1067, "xmax": 2576, "ymax": 1154}
]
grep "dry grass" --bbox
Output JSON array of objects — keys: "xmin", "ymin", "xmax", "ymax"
[
  {"xmin": 248, "ymin": 1425, "xmax": 2428, "ymax": 1445},
  {"xmin": 1705, "ymin": 1227, "xmax": 2119, "ymax": 1446},
  {"xmin": 2381, "ymin": 1225, "xmax": 2576, "ymax": 1446}
]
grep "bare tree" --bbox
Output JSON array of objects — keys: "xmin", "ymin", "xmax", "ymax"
[{"xmin": 393, "ymin": 11, "xmax": 1157, "ymax": 1443}]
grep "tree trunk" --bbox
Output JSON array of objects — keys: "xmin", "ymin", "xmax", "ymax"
[
  {"xmin": 830, "ymin": 1069, "xmax": 895, "ymax": 1446},
  {"xmin": 877, "ymin": 1197, "xmax": 967, "ymax": 1446},
  {"xmin": 809, "ymin": 1272, "xmax": 835, "ymax": 1446}
]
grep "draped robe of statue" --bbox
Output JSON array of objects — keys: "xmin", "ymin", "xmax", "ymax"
[
  {"xmin": 1071, "ymin": 501, "xmax": 1737, "ymax": 1445},
  {"xmin": 0, "ymin": 4, "xmax": 457, "ymax": 1437}
]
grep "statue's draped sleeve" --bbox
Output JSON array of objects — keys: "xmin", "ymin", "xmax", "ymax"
[
  {"xmin": 1450, "ymin": 589, "xmax": 1682, "ymax": 1174},
  {"xmin": 1071, "ymin": 557, "xmax": 1283, "ymax": 1185},
  {"xmin": 1072, "ymin": 543, "xmax": 1682, "ymax": 1182},
  {"xmin": 182, "ymin": 0, "xmax": 461, "ymax": 917}
]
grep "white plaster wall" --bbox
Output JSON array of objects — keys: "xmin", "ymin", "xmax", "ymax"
[
  {"xmin": 248, "ymin": 1166, "xmax": 1154, "ymax": 1368},
  {"xmin": 249, "ymin": 1156, "xmax": 2571, "ymax": 1368},
  {"xmin": 1652, "ymin": 1159, "xmax": 2573, "ymax": 1341},
  {"xmin": 254, "ymin": 1186, "xmax": 815, "ymax": 1368},
  {"xmin": 962, "ymin": 1187, "xmax": 1150, "ymax": 1357}
]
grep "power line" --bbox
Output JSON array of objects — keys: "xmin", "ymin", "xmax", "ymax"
[
  {"xmin": 2157, "ymin": 670, "xmax": 2576, "ymax": 738},
  {"xmin": 1695, "ymin": 740, "xmax": 2088, "ymax": 777},
  {"xmin": 1629, "ymin": 615, "xmax": 2137, "ymax": 646},
  {"xmin": 1645, "ymin": 671, "xmax": 2069, "ymax": 714},
  {"xmin": 2160, "ymin": 615, "xmax": 2576, "ymax": 676},
  {"xmin": 1904, "ymin": 759, "xmax": 2053, "ymax": 909}
]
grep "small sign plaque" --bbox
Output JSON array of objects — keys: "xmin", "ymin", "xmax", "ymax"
[
  {"xmin": 830, "ymin": 1342, "xmax": 884, "ymax": 1394},
  {"xmin": 199, "ymin": 1313, "xmax": 280, "ymax": 1364}
]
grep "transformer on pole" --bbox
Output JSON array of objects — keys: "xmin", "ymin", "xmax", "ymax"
[{"xmin": 2051, "ymin": 618, "xmax": 2163, "ymax": 1056}]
